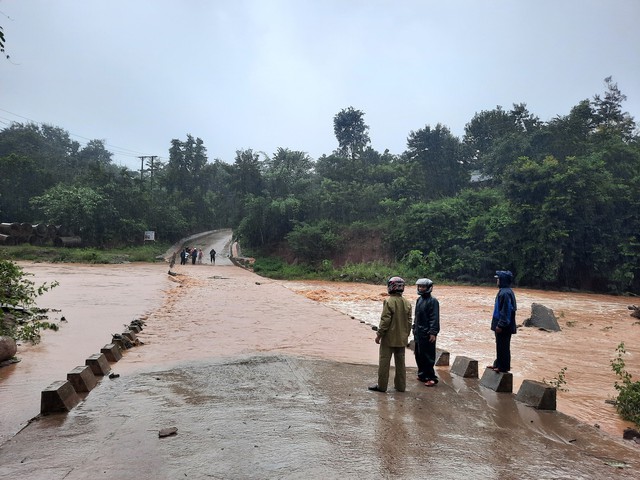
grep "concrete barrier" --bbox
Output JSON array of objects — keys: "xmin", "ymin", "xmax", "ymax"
[
  {"xmin": 515, "ymin": 380, "xmax": 557, "ymax": 410},
  {"xmin": 128, "ymin": 324, "xmax": 142, "ymax": 333},
  {"xmin": 122, "ymin": 330, "xmax": 137, "ymax": 343},
  {"xmin": 101, "ymin": 343, "xmax": 123, "ymax": 362},
  {"xmin": 67, "ymin": 365, "xmax": 98, "ymax": 393},
  {"xmin": 85, "ymin": 353, "xmax": 111, "ymax": 376},
  {"xmin": 435, "ymin": 348, "xmax": 450, "ymax": 366},
  {"xmin": 41, "ymin": 380, "xmax": 80, "ymax": 414},
  {"xmin": 480, "ymin": 368, "xmax": 513, "ymax": 392},
  {"xmin": 450, "ymin": 356, "xmax": 478, "ymax": 378}
]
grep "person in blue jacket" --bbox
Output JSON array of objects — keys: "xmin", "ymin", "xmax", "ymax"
[
  {"xmin": 490, "ymin": 270, "xmax": 517, "ymax": 373},
  {"xmin": 413, "ymin": 278, "xmax": 440, "ymax": 386}
]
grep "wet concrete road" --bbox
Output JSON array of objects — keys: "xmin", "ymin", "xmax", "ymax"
[
  {"xmin": 1, "ymin": 235, "xmax": 639, "ymax": 479},
  {"xmin": 1, "ymin": 356, "xmax": 638, "ymax": 479}
]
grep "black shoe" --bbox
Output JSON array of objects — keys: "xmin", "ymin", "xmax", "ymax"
[{"xmin": 368, "ymin": 385, "xmax": 386, "ymax": 392}]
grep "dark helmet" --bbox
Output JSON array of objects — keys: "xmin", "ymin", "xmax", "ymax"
[
  {"xmin": 494, "ymin": 270, "xmax": 513, "ymax": 287},
  {"xmin": 415, "ymin": 278, "xmax": 433, "ymax": 295},
  {"xmin": 387, "ymin": 276, "xmax": 405, "ymax": 294}
]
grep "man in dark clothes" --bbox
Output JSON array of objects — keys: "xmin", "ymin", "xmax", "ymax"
[
  {"xmin": 210, "ymin": 248, "xmax": 216, "ymax": 264},
  {"xmin": 490, "ymin": 270, "xmax": 517, "ymax": 373},
  {"xmin": 191, "ymin": 248, "xmax": 198, "ymax": 265},
  {"xmin": 413, "ymin": 278, "xmax": 440, "ymax": 386}
]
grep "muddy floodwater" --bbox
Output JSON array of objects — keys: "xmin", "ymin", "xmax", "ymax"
[
  {"xmin": 2, "ymin": 262, "xmax": 639, "ymax": 440},
  {"xmin": 1, "ymin": 250, "xmax": 639, "ymax": 479}
]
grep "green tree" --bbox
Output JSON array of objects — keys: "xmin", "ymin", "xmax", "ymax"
[
  {"xmin": 402, "ymin": 123, "xmax": 470, "ymax": 201},
  {"xmin": 286, "ymin": 220, "xmax": 339, "ymax": 264},
  {"xmin": 333, "ymin": 107, "xmax": 371, "ymax": 160},
  {"xmin": 30, "ymin": 185, "xmax": 119, "ymax": 245},
  {"xmin": 263, "ymin": 147, "xmax": 314, "ymax": 198}
]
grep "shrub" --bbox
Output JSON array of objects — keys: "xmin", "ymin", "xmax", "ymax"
[
  {"xmin": 610, "ymin": 342, "xmax": 640, "ymax": 427},
  {"xmin": 0, "ymin": 259, "xmax": 59, "ymax": 344}
]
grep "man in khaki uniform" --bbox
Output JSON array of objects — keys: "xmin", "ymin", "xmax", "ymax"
[{"xmin": 368, "ymin": 276, "xmax": 413, "ymax": 393}]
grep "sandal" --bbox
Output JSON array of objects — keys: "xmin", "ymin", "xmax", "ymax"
[{"xmin": 425, "ymin": 380, "xmax": 437, "ymax": 387}]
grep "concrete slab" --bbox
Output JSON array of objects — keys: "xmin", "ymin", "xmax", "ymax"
[
  {"xmin": 85, "ymin": 353, "xmax": 111, "ymax": 376},
  {"xmin": 9, "ymin": 356, "xmax": 635, "ymax": 479},
  {"xmin": 435, "ymin": 348, "xmax": 450, "ymax": 366},
  {"xmin": 516, "ymin": 379, "xmax": 557, "ymax": 410},
  {"xmin": 67, "ymin": 365, "xmax": 98, "ymax": 393},
  {"xmin": 40, "ymin": 380, "xmax": 80, "ymax": 414},
  {"xmin": 101, "ymin": 343, "xmax": 123, "ymax": 362},
  {"xmin": 450, "ymin": 355, "xmax": 478, "ymax": 378},
  {"xmin": 480, "ymin": 368, "xmax": 513, "ymax": 392}
]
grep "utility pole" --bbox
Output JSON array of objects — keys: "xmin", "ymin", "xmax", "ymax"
[
  {"xmin": 138, "ymin": 155, "xmax": 158, "ymax": 236},
  {"xmin": 138, "ymin": 155, "xmax": 157, "ymax": 188}
]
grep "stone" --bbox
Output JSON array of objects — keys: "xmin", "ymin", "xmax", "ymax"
[
  {"xmin": 515, "ymin": 379, "xmax": 557, "ymax": 410},
  {"xmin": 85, "ymin": 353, "xmax": 111, "ymax": 376},
  {"xmin": 0, "ymin": 335, "xmax": 17, "ymax": 362},
  {"xmin": 41, "ymin": 380, "xmax": 80, "ymax": 414},
  {"xmin": 67, "ymin": 365, "xmax": 98, "ymax": 393},
  {"xmin": 480, "ymin": 368, "xmax": 513, "ymax": 392},
  {"xmin": 450, "ymin": 356, "xmax": 478, "ymax": 378},
  {"xmin": 159, "ymin": 427, "xmax": 178, "ymax": 438},
  {"xmin": 523, "ymin": 303, "xmax": 561, "ymax": 331}
]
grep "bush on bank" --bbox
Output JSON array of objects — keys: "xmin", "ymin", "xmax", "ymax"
[{"xmin": 0, "ymin": 243, "xmax": 172, "ymax": 264}]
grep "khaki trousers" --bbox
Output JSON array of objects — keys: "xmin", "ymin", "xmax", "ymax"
[{"xmin": 377, "ymin": 345, "xmax": 406, "ymax": 392}]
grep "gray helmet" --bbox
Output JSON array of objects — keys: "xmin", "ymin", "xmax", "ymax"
[
  {"xmin": 416, "ymin": 278, "xmax": 433, "ymax": 295},
  {"xmin": 387, "ymin": 276, "xmax": 405, "ymax": 294}
]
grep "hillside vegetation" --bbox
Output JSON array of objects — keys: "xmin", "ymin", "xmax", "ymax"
[{"xmin": 1, "ymin": 78, "xmax": 639, "ymax": 293}]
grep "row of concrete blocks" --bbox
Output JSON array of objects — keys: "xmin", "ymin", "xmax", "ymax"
[
  {"xmin": 434, "ymin": 349, "xmax": 556, "ymax": 410},
  {"xmin": 40, "ymin": 322, "xmax": 143, "ymax": 415}
]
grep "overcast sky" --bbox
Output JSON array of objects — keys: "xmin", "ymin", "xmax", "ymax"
[{"xmin": 1, "ymin": 0, "xmax": 639, "ymax": 171}]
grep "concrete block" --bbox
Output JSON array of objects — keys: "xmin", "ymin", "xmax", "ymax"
[
  {"xmin": 101, "ymin": 343, "xmax": 123, "ymax": 362},
  {"xmin": 450, "ymin": 356, "xmax": 478, "ymax": 378},
  {"xmin": 480, "ymin": 368, "xmax": 513, "ymax": 392},
  {"xmin": 515, "ymin": 380, "xmax": 557, "ymax": 410},
  {"xmin": 128, "ymin": 323, "xmax": 142, "ymax": 333},
  {"xmin": 435, "ymin": 348, "xmax": 450, "ymax": 366},
  {"xmin": 67, "ymin": 365, "xmax": 98, "ymax": 393},
  {"xmin": 41, "ymin": 380, "xmax": 80, "ymax": 414},
  {"xmin": 122, "ymin": 330, "xmax": 137, "ymax": 342},
  {"xmin": 85, "ymin": 353, "xmax": 111, "ymax": 376}
]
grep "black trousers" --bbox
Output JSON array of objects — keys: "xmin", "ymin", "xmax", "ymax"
[
  {"xmin": 414, "ymin": 335, "xmax": 437, "ymax": 381},
  {"xmin": 493, "ymin": 330, "xmax": 512, "ymax": 372}
]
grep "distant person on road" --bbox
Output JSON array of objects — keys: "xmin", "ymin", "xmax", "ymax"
[
  {"xmin": 413, "ymin": 278, "xmax": 440, "ymax": 386},
  {"xmin": 197, "ymin": 248, "xmax": 203, "ymax": 264},
  {"xmin": 369, "ymin": 276, "xmax": 412, "ymax": 393},
  {"xmin": 180, "ymin": 248, "xmax": 187, "ymax": 265},
  {"xmin": 191, "ymin": 248, "xmax": 198, "ymax": 265},
  {"xmin": 210, "ymin": 248, "xmax": 216, "ymax": 264},
  {"xmin": 489, "ymin": 270, "xmax": 517, "ymax": 373}
]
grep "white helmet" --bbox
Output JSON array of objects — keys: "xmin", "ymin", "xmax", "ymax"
[{"xmin": 416, "ymin": 278, "xmax": 433, "ymax": 295}]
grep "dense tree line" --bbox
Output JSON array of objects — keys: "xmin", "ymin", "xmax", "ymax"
[{"xmin": 1, "ymin": 78, "xmax": 639, "ymax": 293}]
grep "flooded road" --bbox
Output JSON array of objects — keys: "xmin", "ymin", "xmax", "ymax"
[
  {"xmin": 283, "ymin": 280, "xmax": 640, "ymax": 437},
  {"xmin": 1, "ymin": 236, "xmax": 639, "ymax": 478}
]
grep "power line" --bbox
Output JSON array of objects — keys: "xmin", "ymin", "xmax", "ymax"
[{"xmin": 0, "ymin": 107, "xmax": 164, "ymax": 161}]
